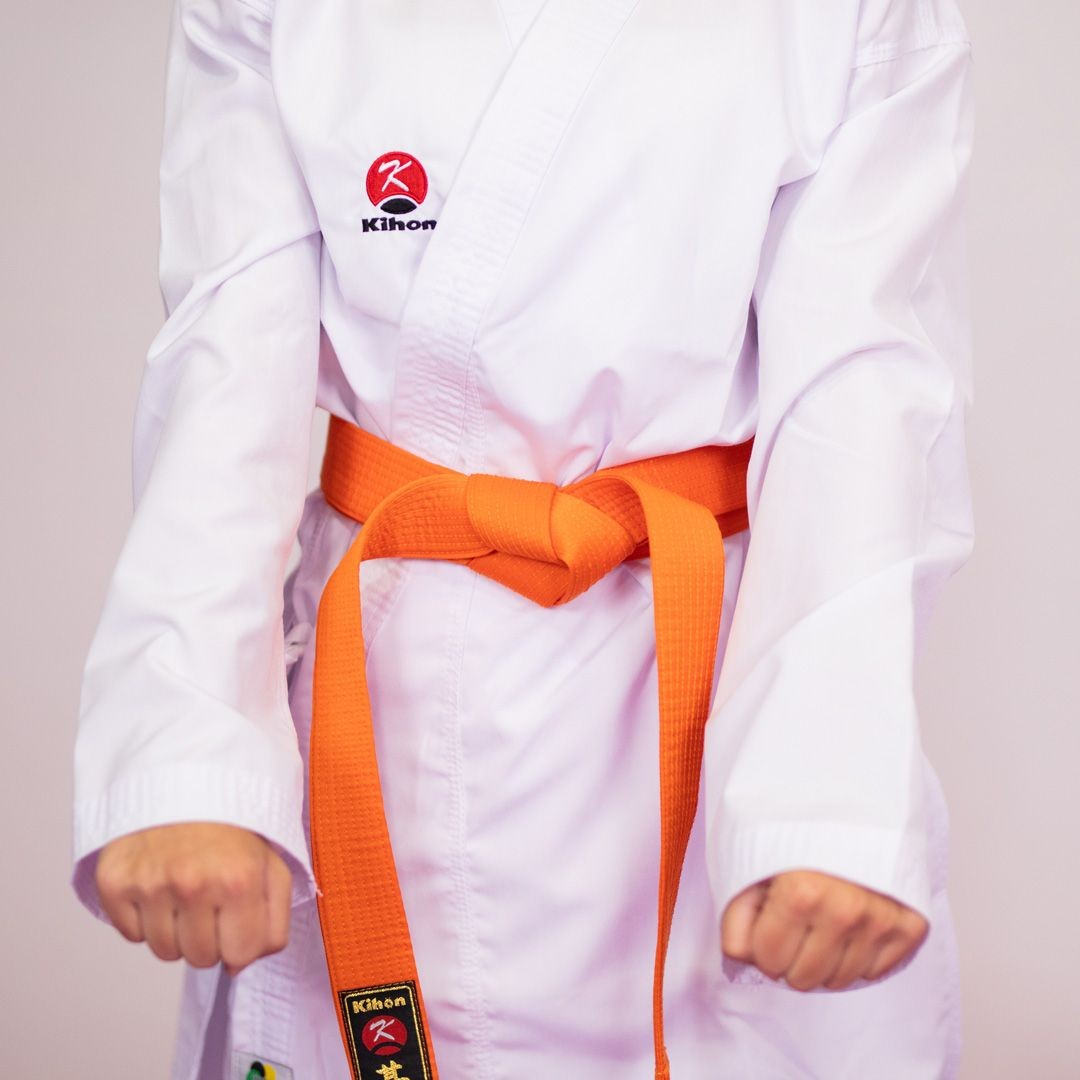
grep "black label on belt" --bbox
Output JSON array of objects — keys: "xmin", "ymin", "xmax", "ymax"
[{"xmin": 339, "ymin": 981, "xmax": 434, "ymax": 1080}]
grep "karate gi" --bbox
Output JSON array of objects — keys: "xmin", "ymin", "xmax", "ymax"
[{"xmin": 71, "ymin": 0, "xmax": 976, "ymax": 1077}]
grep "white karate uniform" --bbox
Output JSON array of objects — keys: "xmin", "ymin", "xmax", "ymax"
[{"xmin": 72, "ymin": 1, "xmax": 975, "ymax": 1077}]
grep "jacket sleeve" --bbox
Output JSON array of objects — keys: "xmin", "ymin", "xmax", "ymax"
[
  {"xmin": 72, "ymin": 0, "xmax": 321, "ymax": 919},
  {"xmin": 703, "ymin": 12, "xmax": 975, "ymax": 971}
]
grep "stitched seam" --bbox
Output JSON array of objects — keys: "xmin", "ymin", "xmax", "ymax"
[
  {"xmin": 234, "ymin": 0, "xmax": 273, "ymax": 19},
  {"xmin": 491, "ymin": 0, "xmax": 515, "ymax": 50},
  {"xmin": 439, "ymin": 573, "xmax": 498, "ymax": 1076},
  {"xmin": 939, "ymin": 896, "xmax": 965, "ymax": 1077},
  {"xmin": 853, "ymin": 32, "xmax": 971, "ymax": 69}
]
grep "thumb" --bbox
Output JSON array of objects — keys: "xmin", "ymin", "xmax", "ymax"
[{"xmin": 720, "ymin": 879, "xmax": 770, "ymax": 961}]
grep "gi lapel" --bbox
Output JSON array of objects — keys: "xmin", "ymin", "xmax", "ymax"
[{"xmin": 389, "ymin": 0, "xmax": 644, "ymax": 471}]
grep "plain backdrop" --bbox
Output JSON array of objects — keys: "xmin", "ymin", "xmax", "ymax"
[{"xmin": 1, "ymin": 1, "xmax": 1076, "ymax": 1076}]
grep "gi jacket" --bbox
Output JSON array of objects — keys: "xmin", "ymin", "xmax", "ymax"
[{"xmin": 73, "ymin": 1, "xmax": 975, "ymax": 1077}]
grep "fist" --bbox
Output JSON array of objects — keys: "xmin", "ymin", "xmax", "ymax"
[
  {"xmin": 95, "ymin": 822, "xmax": 292, "ymax": 975},
  {"xmin": 720, "ymin": 870, "xmax": 928, "ymax": 991}
]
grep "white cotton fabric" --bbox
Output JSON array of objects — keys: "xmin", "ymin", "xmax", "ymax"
[{"xmin": 72, "ymin": 1, "xmax": 975, "ymax": 1076}]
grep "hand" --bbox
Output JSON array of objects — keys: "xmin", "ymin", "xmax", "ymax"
[
  {"xmin": 95, "ymin": 822, "xmax": 292, "ymax": 976},
  {"xmin": 720, "ymin": 869, "xmax": 928, "ymax": 991}
]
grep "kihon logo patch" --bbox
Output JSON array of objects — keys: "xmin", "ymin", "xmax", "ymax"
[
  {"xmin": 363, "ymin": 151, "xmax": 437, "ymax": 233},
  {"xmin": 340, "ymin": 981, "xmax": 433, "ymax": 1079}
]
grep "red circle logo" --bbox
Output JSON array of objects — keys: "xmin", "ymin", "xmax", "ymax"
[
  {"xmin": 360, "ymin": 1014, "xmax": 409, "ymax": 1056},
  {"xmin": 365, "ymin": 151, "xmax": 429, "ymax": 215}
]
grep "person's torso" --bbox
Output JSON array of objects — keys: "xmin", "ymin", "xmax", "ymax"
[{"xmin": 268, "ymin": 0, "xmax": 868, "ymax": 477}]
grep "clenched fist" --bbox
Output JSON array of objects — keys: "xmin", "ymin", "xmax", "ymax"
[
  {"xmin": 95, "ymin": 823, "xmax": 292, "ymax": 975},
  {"xmin": 720, "ymin": 870, "xmax": 929, "ymax": 991}
]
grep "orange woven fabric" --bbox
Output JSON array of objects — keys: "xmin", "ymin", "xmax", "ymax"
[{"xmin": 310, "ymin": 415, "xmax": 753, "ymax": 1080}]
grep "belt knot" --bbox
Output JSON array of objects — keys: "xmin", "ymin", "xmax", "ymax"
[
  {"xmin": 464, "ymin": 472, "xmax": 558, "ymax": 562},
  {"xmin": 464, "ymin": 472, "xmax": 644, "ymax": 606}
]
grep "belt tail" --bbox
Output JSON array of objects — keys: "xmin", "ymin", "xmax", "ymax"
[
  {"xmin": 310, "ymin": 525, "xmax": 440, "ymax": 1080},
  {"xmin": 620, "ymin": 477, "xmax": 728, "ymax": 1080}
]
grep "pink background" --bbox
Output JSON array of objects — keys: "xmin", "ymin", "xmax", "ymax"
[{"xmin": 1, "ymin": 1, "xmax": 1075, "ymax": 1075}]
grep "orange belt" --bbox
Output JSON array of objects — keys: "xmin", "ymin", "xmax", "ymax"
[{"xmin": 310, "ymin": 415, "xmax": 752, "ymax": 1080}]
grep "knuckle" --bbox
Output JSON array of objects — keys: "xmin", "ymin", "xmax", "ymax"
[
  {"xmin": 136, "ymin": 873, "xmax": 170, "ymax": 905},
  {"xmin": 899, "ymin": 911, "xmax": 929, "ymax": 945},
  {"xmin": 219, "ymin": 865, "xmax": 260, "ymax": 901},
  {"xmin": 868, "ymin": 904, "xmax": 901, "ymax": 940},
  {"xmin": 784, "ymin": 972, "xmax": 816, "ymax": 992},
  {"xmin": 94, "ymin": 862, "xmax": 129, "ymax": 903},
  {"xmin": 168, "ymin": 865, "xmax": 208, "ymax": 904},
  {"xmin": 783, "ymin": 877, "xmax": 826, "ymax": 916},
  {"xmin": 830, "ymin": 895, "xmax": 869, "ymax": 932}
]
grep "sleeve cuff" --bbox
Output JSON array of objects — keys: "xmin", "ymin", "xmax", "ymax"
[
  {"xmin": 71, "ymin": 762, "xmax": 316, "ymax": 923},
  {"xmin": 707, "ymin": 819, "xmax": 933, "ymax": 991}
]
